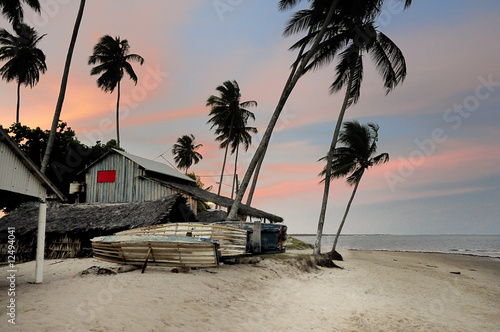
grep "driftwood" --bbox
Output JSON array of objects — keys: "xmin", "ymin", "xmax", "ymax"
[
  {"xmin": 80, "ymin": 265, "xmax": 140, "ymax": 276},
  {"xmin": 171, "ymin": 267, "xmax": 190, "ymax": 273}
]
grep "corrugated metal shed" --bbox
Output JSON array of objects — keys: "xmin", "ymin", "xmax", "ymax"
[
  {"xmin": 86, "ymin": 149, "xmax": 195, "ymax": 183},
  {"xmin": 0, "ymin": 126, "xmax": 65, "ymax": 201},
  {"xmin": 84, "ymin": 149, "xmax": 196, "ymax": 206}
]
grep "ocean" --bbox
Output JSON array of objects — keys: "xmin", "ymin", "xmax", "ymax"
[{"xmin": 293, "ymin": 234, "xmax": 500, "ymax": 258}]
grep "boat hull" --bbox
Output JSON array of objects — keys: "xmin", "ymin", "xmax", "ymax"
[
  {"xmin": 91, "ymin": 234, "xmax": 219, "ymax": 268},
  {"xmin": 115, "ymin": 223, "xmax": 248, "ymax": 258}
]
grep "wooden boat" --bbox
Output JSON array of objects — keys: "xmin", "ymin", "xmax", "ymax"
[
  {"xmin": 115, "ymin": 223, "xmax": 248, "ymax": 258},
  {"xmin": 91, "ymin": 234, "xmax": 219, "ymax": 268}
]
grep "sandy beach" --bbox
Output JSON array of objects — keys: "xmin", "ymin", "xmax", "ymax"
[{"xmin": 1, "ymin": 250, "xmax": 499, "ymax": 332}]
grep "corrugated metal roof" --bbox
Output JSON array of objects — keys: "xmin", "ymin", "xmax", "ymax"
[
  {"xmin": 0, "ymin": 126, "xmax": 66, "ymax": 201},
  {"xmin": 112, "ymin": 149, "xmax": 195, "ymax": 183}
]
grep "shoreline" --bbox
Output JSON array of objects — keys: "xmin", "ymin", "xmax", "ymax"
[
  {"xmin": 338, "ymin": 248, "xmax": 500, "ymax": 260},
  {"xmin": 1, "ymin": 250, "xmax": 499, "ymax": 331}
]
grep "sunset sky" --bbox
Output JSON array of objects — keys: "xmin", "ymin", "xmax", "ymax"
[{"xmin": 0, "ymin": 1, "xmax": 499, "ymax": 235}]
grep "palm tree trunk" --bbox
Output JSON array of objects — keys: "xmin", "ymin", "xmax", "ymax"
[
  {"xmin": 16, "ymin": 81, "xmax": 20, "ymax": 123},
  {"xmin": 331, "ymin": 174, "xmax": 363, "ymax": 253},
  {"xmin": 245, "ymin": 23, "xmax": 313, "ymax": 210},
  {"xmin": 231, "ymin": 144, "xmax": 239, "ymax": 199},
  {"xmin": 217, "ymin": 124, "xmax": 232, "ymax": 199},
  {"xmin": 245, "ymin": 152, "xmax": 264, "ymax": 207},
  {"xmin": 40, "ymin": 0, "xmax": 85, "ymax": 174},
  {"xmin": 116, "ymin": 80, "xmax": 121, "ymax": 147},
  {"xmin": 227, "ymin": 0, "xmax": 340, "ymax": 220},
  {"xmin": 313, "ymin": 65, "xmax": 355, "ymax": 255}
]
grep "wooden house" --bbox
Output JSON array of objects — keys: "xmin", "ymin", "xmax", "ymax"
[
  {"xmin": 0, "ymin": 125, "xmax": 65, "ymax": 282},
  {"xmin": 84, "ymin": 149, "xmax": 199, "ymax": 210}
]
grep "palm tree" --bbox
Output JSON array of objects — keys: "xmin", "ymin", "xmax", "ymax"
[
  {"xmin": 319, "ymin": 121, "xmax": 389, "ymax": 257},
  {"xmin": 88, "ymin": 35, "xmax": 144, "ymax": 148},
  {"xmin": 301, "ymin": 18, "xmax": 407, "ymax": 254},
  {"xmin": 172, "ymin": 134, "xmax": 203, "ymax": 174},
  {"xmin": 0, "ymin": 0, "xmax": 40, "ymax": 27},
  {"xmin": 0, "ymin": 23, "xmax": 46, "ymax": 123},
  {"xmin": 41, "ymin": 0, "xmax": 86, "ymax": 174},
  {"xmin": 227, "ymin": 0, "xmax": 412, "ymax": 221},
  {"xmin": 206, "ymin": 80, "xmax": 257, "ymax": 199},
  {"xmin": 284, "ymin": 3, "xmax": 409, "ymax": 253}
]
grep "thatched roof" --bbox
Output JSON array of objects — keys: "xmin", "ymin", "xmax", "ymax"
[
  {"xmin": 159, "ymin": 179, "xmax": 283, "ymax": 223},
  {"xmin": 0, "ymin": 194, "xmax": 195, "ymax": 239},
  {"xmin": 197, "ymin": 209, "xmax": 228, "ymax": 223}
]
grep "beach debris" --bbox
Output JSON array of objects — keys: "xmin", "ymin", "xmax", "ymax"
[
  {"xmin": 171, "ymin": 267, "xmax": 191, "ymax": 273},
  {"xmin": 450, "ymin": 271, "xmax": 461, "ymax": 275},
  {"xmin": 115, "ymin": 265, "xmax": 140, "ymax": 273},
  {"xmin": 80, "ymin": 266, "xmax": 117, "ymax": 276},
  {"xmin": 426, "ymin": 265, "xmax": 438, "ymax": 268},
  {"xmin": 236, "ymin": 257, "xmax": 262, "ymax": 265}
]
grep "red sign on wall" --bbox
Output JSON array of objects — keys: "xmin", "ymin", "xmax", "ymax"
[{"xmin": 97, "ymin": 170, "xmax": 116, "ymax": 183}]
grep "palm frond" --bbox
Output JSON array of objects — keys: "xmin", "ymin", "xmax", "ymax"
[
  {"xmin": 369, "ymin": 31, "xmax": 406, "ymax": 94},
  {"xmin": 320, "ymin": 120, "xmax": 389, "ymax": 186}
]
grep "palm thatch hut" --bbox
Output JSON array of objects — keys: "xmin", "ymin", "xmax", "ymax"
[
  {"xmin": 0, "ymin": 194, "xmax": 196, "ymax": 262},
  {"xmin": 158, "ymin": 180, "xmax": 283, "ymax": 223}
]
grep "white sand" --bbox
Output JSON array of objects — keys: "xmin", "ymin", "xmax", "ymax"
[{"xmin": 1, "ymin": 250, "xmax": 499, "ymax": 331}]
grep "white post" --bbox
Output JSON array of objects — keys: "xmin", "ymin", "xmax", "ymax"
[{"xmin": 35, "ymin": 200, "xmax": 47, "ymax": 283}]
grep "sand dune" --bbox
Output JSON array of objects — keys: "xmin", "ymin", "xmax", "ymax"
[{"xmin": 1, "ymin": 250, "xmax": 499, "ymax": 331}]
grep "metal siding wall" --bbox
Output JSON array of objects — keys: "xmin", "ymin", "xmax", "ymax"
[
  {"xmin": 136, "ymin": 177, "xmax": 170, "ymax": 202},
  {"xmin": 85, "ymin": 152, "xmax": 197, "ymax": 207},
  {"xmin": 87, "ymin": 153, "xmax": 137, "ymax": 203},
  {"xmin": 0, "ymin": 141, "xmax": 46, "ymax": 198}
]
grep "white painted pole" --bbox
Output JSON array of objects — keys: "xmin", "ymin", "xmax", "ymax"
[{"xmin": 35, "ymin": 200, "xmax": 47, "ymax": 283}]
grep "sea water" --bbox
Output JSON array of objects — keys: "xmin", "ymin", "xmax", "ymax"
[{"xmin": 293, "ymin": 234, "xmax": 500, "ymax": 258}]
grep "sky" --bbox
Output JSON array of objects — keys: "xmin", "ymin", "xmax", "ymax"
[{"xmin": 0, "ymin": 0, "xmax": 499, "ymax": 235}]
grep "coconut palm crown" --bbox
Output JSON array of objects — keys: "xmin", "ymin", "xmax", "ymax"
[
  {"xmin": 0, "ymin": 0, "xmax": 41, "ymax": 27},
  {"xmin": 207, "ymin": 80, "xmax": 257, "ymax": 197},
  {"xmin": 320, "ymin": 120, "xmax": 389, "ymax": 183},
  {"xmin": 88, "ymin": 35, "xmax": 144, "ymax": 147},
  {"xmin": 172, "ymin": 134, "xmax": 203, "ymax": 174},
  {"xmin": 0, "ymin": 23, "xmax": 46, "ymax": 123}
]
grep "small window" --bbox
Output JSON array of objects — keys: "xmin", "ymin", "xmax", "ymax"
[{"xmin": 97, "ymin": 170, "xmax": 116, "ymax": 183}]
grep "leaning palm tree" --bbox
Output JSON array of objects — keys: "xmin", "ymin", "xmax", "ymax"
[
  {"xmin": 0, "ymin": 0, "xmax": 40, "ymax": 27},
  {"xmin": 172, "ymin": 134, "xmax": 203, "ymax": 174},
  {"xmin": 0, "ymin": 23, "xmax": 46, "ymax": 123},
  {"xmin": 227, "ymin": 0, "xmax": 412, "ymax": 221},
  {"xmin": 41, "ymin": 0, "xmax": 86, "ymax": 174},
  {"xmin": 287, "ymin": 9, "xmax": 408, "ymax": 253},
  {"xmin": 319, "ymin": 121, "xmax": 389, "ymax": 257},
  {"xmin": 207, "ymin": 80, "xmax": 257, "ymax": 198},
  {"xmin": 88, "ymin": 35, "xmax": 144, "ymax": 148}
]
